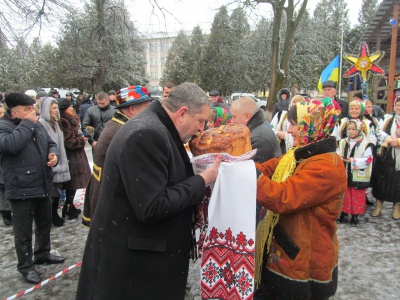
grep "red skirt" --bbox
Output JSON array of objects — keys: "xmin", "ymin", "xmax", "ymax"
[{"xmin": 342, "ymin": 187, "xmax": 366, "ymax": 215}]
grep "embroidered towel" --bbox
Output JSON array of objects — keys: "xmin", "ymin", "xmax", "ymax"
[{"xmin": 200, "ymin": 160, "xmax": 256, "ymax": 300}]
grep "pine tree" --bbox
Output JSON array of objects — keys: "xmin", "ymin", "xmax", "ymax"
[{"xmin": 162, "ymin": 30, "xmax": 192, "ymax": 84}]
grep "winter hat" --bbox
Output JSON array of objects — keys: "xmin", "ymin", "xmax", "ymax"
[
  {"xmin": 25, "ymin": 90, "xmax": 37, "ymax": 98},
  {"xmin": 353, "ymin": 91, "xmax": 363, "ymax": 100},
  {"xmin": 115, "ymin": 86, "xmax": 152, "ymax": 108},
  {"xmin": 58, "ymin": 98, "xmax": 73, "ymax": 111},
  {"xmin": 296, "ymin": 98, "xmax": 341, "ymax": 146},
  {"xmin": 36, "ymin": 91, "xmax": 48, "ymax": 99},
  {"xmin": 322, "ymin": 80, "xmax": 337, "ymax": 89},
  {"xmin": 108, "ymin": 90, "xmax": 116, "ymax": 95},
  {"xmin": 209, "ymin": 90, "xmax": 220, "ymax": 96},
  {"xmin": 5, "ymin": 92, "xmax": 36, "ymax": 108}
]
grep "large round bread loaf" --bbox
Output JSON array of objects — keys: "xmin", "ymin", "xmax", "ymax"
[{"xmin": 189, "ymin": 123, "xmax": 252, "ymax": 156}]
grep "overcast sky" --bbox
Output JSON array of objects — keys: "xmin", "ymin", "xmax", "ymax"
[
  {"xmin": 132, "ymin": 0, "xmax": 364, "ymax": 34},
  {"xmin": 18, "ymin": 0, "xmax": 365, "ymax": 43}
]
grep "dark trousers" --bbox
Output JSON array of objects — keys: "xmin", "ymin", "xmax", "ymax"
[{"xmin": 10, "ymin": 197, "xmax": 52, "ymax": 274}]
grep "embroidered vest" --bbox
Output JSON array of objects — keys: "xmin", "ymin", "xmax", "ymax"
[{"xmin": 338, "ymin": 138, "xmax": 372, "ymax": 187}]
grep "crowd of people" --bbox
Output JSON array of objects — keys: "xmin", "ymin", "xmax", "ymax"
[{"xmin": 0, "ymin": 78, "xmax": 399, "ymax": 299}]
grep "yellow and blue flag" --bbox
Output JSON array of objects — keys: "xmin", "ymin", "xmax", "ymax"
[{"xmin": 318, "ymin": 55, "xmax": 340, "ymax": 92}]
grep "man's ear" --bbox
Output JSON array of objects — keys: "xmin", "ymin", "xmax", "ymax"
[{"xmin": 176, "ymin": 106, "xmax": 189, "ymax": 119}]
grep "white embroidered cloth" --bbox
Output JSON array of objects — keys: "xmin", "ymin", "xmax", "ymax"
[{"xmin": 199, "ymin": 160, "xmax": 256, "ymax": 300}]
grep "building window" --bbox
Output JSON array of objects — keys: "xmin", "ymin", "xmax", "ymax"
[
  {"xmin": 161, "ymin": 42, "xmax": 170, "ymax": 51},
  {"xmin": 150, "ymin": 42, "xmax": 158, "ymax": 52},
  {"xmin": 161, "ymin": 57, "xmax": 167, "ymax": 66},
  {"xmin": 151, "ymin": 72, "xmax": 158, "ymax": 80},
  {"xmin": 150, "ymin": 58, "xmax": 158, "ymax": 66}
]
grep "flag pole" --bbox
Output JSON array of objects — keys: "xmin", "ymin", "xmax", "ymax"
[{"xmin": 338, "ymin": 8, "xmax": 344, "ymax": 97}]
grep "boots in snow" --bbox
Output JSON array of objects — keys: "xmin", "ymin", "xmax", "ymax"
[
  {"xmin": 350, "ymin": 215, "xmax": 359, "ymax": 226},
  {"xmin": 52, "ymin": 197, "xmax": 64, "ymax": 227},
  {"xmin": 1, "ymin": 210, "xmax": 13, "ymax": 226},
  {"xmin": 371, "ymin": 200, "xmax": 383, "ymax": 217},
  {"xmin": 392, "ymin": 203, "xmax": 400, "ymax": 220}
]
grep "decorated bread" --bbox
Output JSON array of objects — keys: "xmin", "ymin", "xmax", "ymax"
[{"xmin": 189, "ymin": 123, "xmax": 252, "ymax": 156}]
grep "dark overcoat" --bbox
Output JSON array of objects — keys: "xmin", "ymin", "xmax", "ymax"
[
  {"xmin": 59, "ymin": 112, "xmax": 90, "ymax": 190},
  {"xmin": 82, "ymin": 110, "xmax": 129, "ymax": 226},
  {"xmin": 76, "ymin": 100, "xmax": 206, "ymax": 300},
  {"xmin": 247, "ymin": 109, "xmax": 282, "ymax": 165}
]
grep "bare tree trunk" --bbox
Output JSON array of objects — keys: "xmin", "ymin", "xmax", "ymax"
[
  {"xmin": 266, "ymin": 0, "xmax": 285, "ymax": 112},
  {"xmin": 255, "ymin": 0, "xmax": 308, "ymax": 112}
]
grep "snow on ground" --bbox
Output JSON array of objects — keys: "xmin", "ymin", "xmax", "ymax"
[{"xmin": 1, "ymin": 145, "xmax": 399, "ymax": 299}]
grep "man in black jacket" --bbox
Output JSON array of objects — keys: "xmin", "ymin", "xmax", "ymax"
[
  {"xmin": 82, "ymin": 91, "xmax": 116, "ymax": 149},
  {"xmin": 0, "ymin": 93, "xmax": 65, "ymax": 284}
]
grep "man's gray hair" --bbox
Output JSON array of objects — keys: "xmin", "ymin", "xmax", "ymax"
[{"xmin": 164, "ymin": 82, "xmax": 209, "ymax": 114}]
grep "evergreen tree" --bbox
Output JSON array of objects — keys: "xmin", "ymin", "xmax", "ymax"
[
  {"xmin": 199, "ymin": 5, "xmax": 232, "ymax": 95},
  {"xmin": 188, "ymin": 26, "xmax": 206, "ymax": 85},
  {"xmin": 161, "ymin": 30, "xmax": 192, "ymax": 84},
  {"xmin": 248, "ymin": 17, "xmax": 273, "ymax": 98},
  {"xmin": 56, "ymin": 0, "xmax": 146, "ymax": 94}
]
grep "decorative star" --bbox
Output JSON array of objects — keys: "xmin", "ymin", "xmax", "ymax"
[{"xmin": 343, "ymin": 41, "xmax": 385, "ymax": 82}]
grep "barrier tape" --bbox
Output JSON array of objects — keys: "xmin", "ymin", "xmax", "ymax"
[{"xmin": 3, "ymin": 262, "xmax": 82, "ymax": 300}]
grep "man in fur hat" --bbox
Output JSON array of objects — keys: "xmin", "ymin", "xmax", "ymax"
[{"xmin": 82, "ymin": 86, "xmax": 153, "ymax": 227}]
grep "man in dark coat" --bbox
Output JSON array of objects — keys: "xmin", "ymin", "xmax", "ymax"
[
  {"xmin": 209, "ymin": 89, "xmax": 228, "ymax": 109},
  {"xmin": 82, "ymin": 86, "xmax": 153, "ymax": 227},
  {"xmin": 0, "ymin": 93, "xmax": 65, "ymax": 284},
  {"xmin": 230, "ymin": 96, "xmax": 281, "ymax": 225},
  {"xmin": 76, "ymin": 82, "xmax": 221, "ymax": 300},
  {"xmin": 81, "ymin": 91, "xmax": 116, "ymax": 149}
]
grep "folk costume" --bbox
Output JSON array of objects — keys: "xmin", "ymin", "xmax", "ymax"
[
  {"xmin": 214, "ymin": 107, "xmax": 231, "ymax": 127},
  {"xmin": 371, "ymin": 97, "xmax": 400, "ymax": 219},
  {"xmin": 76, "ymin": 100, "xmax": 207, "ymax": 300},
  {"xmin": 82, "ymin": 85, "xmax": 153, "ymax": 227},
  {"xmin": 337, "ymin": 119, "xmax": 374, "ymax": 224},
  {"xmin": 333, "ymin": 100, "xmax": 378, "ymax": 146},
  {"xmin": 255, "ymin": 98, "xmax": 346, "ymax": 299}
]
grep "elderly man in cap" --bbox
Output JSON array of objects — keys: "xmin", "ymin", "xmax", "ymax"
[
  {"xmin": 322, "ymin": 80, "xmax": 348, "ymax": 118},
  {"xmin": 76, "ymin": 82, "xmax": 221, "ymax": 300},
  {"xmin": 82, "ymin": 86, "xmax": 153, "ymax": 227},
  {"xmin": 209, "ymin": 89, "xmax": 228, "ymax": 109},
  {"xmin": 0, "ymin": 93, "xmax": 65, "ymax": 284}
]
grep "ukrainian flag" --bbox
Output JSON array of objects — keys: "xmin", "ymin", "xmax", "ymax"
[{"xmin": 318, "ymin": 55, "xmax": 340, "ymax": 91}]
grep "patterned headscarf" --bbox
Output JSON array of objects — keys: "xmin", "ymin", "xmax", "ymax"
[
  {"xmin": 297, "ymin": 98, "xmax": 341, "ymax": 146},
  {"xmin": 214, "ymin": 107, "xmax": 231, "ymax": 127},
  {"xmin": 348, "ymin": 118, "xmax": 364, "ymax": 135},
  {"xmin": 349, "ymin": 100, "xmax": 365, "ymax": 119}
]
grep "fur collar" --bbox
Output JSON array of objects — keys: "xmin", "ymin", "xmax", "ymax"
[
  {"xmin": 150, "ymin": 100, "xmax": 194, "ymax": 177},
  {"xmin": 295, "ymin": 136, "xmax": 337, "ymax": 162}
]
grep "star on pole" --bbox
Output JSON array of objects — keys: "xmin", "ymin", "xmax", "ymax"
[{"xmin": 343, "ymin": 41, "xmax": 385, "ymax": 82}]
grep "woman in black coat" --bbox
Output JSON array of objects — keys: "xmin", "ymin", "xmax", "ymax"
[{"xmin": 58, "ymin": 98, "xmax": 91, "ymax": 219}]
